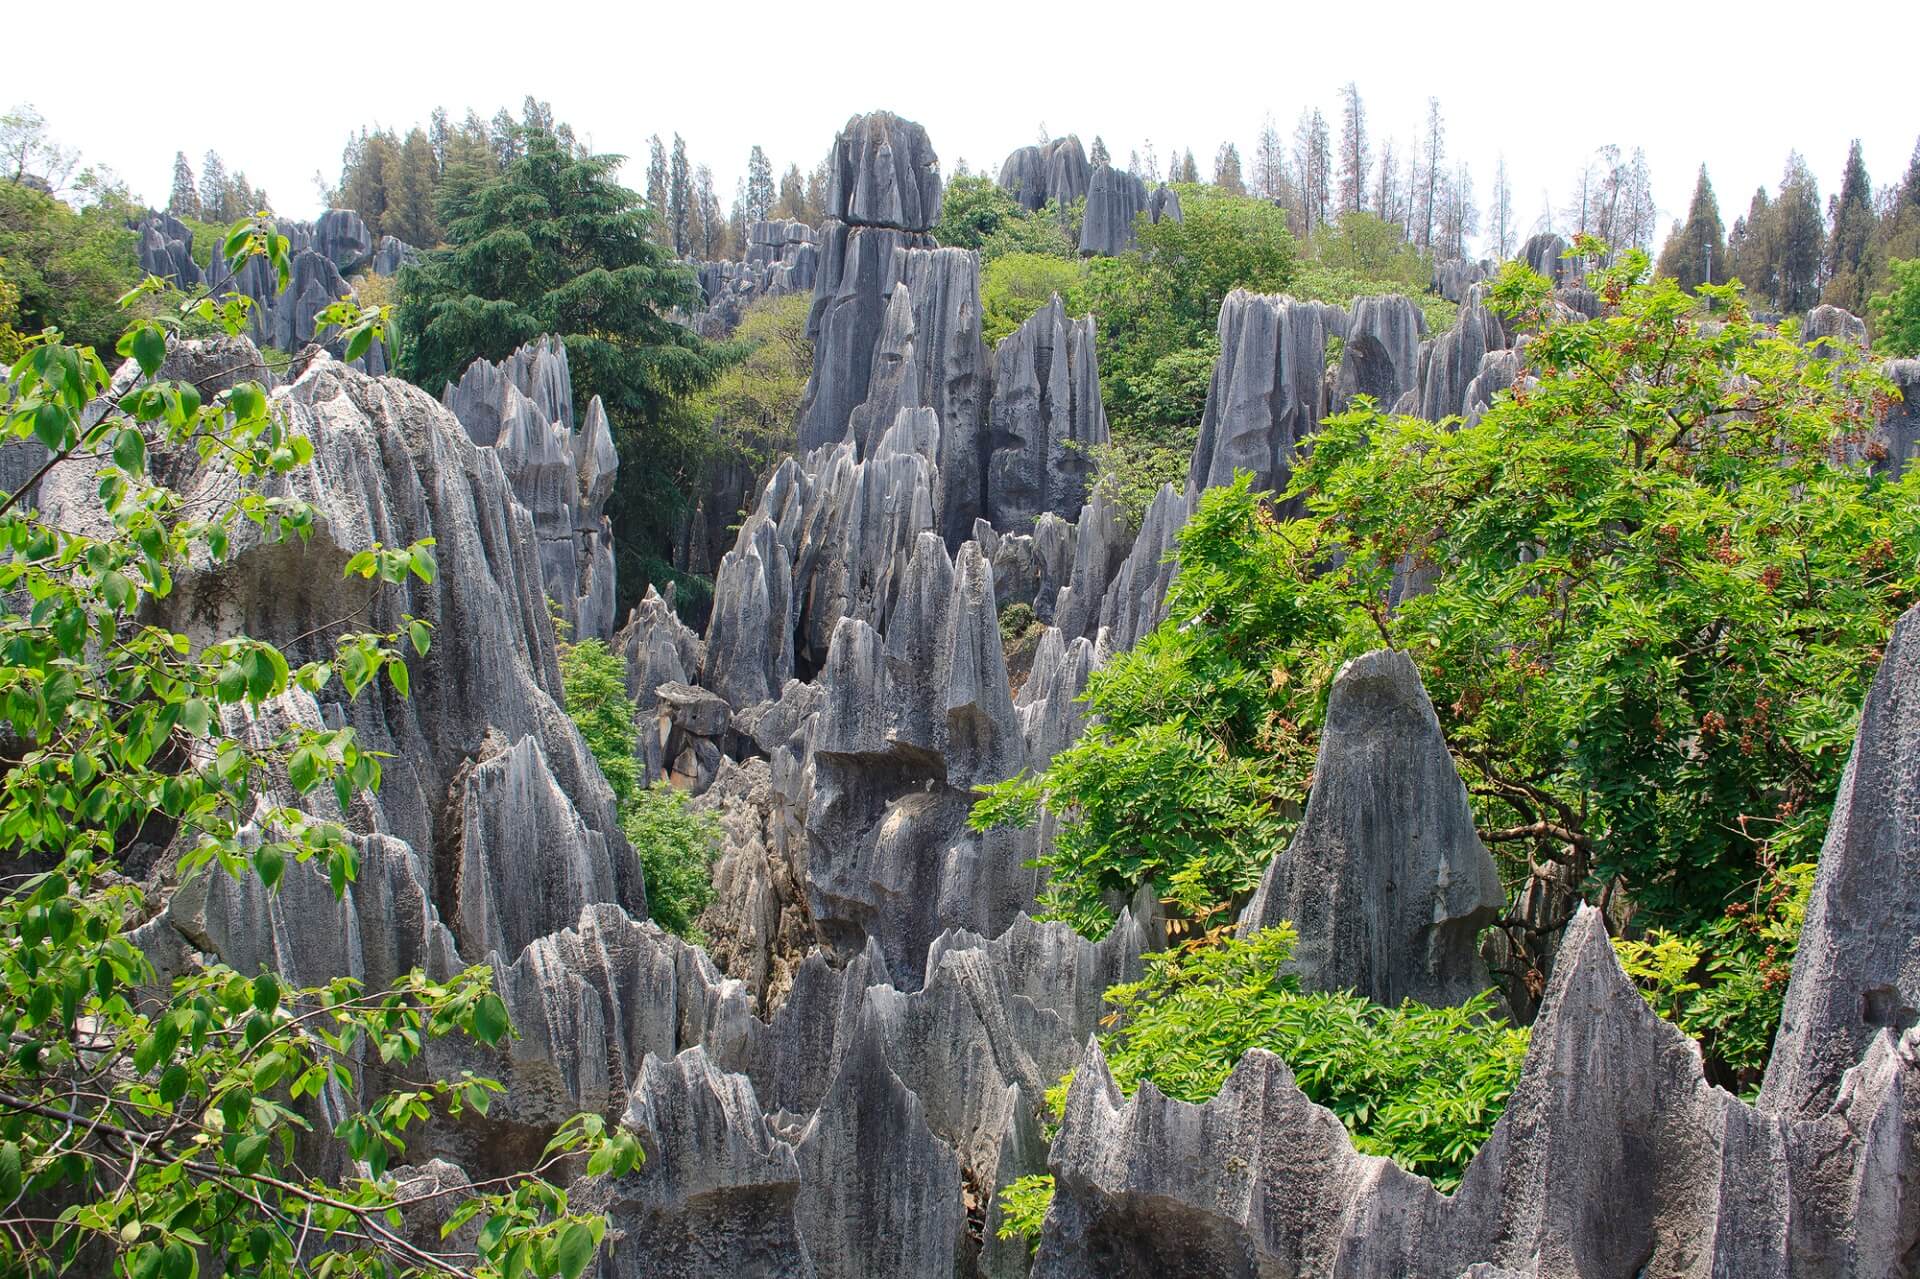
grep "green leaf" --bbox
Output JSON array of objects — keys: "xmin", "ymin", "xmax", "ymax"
[
  {"xmin": 556, "ymin": 1221, "xmax": 596, "ymax": 1279},
  {"xmin": 114, "ymin": 427, "xmax": 147, "ymax": 476},
  {"xmin": 253, "ymin": 843, "xmax": 285, "ymax": 892},
  {"xmin": 158, "ymin": 1064, "xmax": 189, "ymax": 1105},
  {"xmin": 409, "ymin": 620, "xmax": 431, "ymax": 656},
  {"xmin": 131, "ymin": 325, "xmax": 167, "ymax": 378},
  {"xmin": 387, "ymin": 658, "xmax": 410, "ymax": 698},
  {"xmin": 0, "ymin": 1141, "xmax": 20, "ymax": 1202},
  {"xmin": 472, "ymin": 992, "xmax": 509, "ymax": 1046}
]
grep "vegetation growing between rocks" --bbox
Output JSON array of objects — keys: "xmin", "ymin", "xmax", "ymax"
[
  {"xmin": 0, "ymin": 219, "xmax": 638, "ymax": 1277},
  {"xmin": 557, "ymin": 639, "xmax": 719, "ymax": 939},
  {"xmin": 977, "ymin": 243, "xmax": 1917, "ymax": 1089},
  {"xmin": 997, "ymin": 924, "xmax": 1530, "ymax": 1244}
]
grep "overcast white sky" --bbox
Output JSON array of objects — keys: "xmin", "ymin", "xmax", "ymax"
[{"xmin": 15, "ymin": 0, "xmax": 1918, "ymax": 256}]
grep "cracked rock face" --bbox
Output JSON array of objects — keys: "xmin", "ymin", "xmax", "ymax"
[{"xmin": 1078, "ymin": 164, "xmax": 1150, "ymax": 257}]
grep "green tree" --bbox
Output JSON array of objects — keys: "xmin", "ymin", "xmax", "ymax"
[
  {"xmin": 1080, "ymin": 185, "xmax": 1297, "ymax": 441},
  {"xmin": 1311, "ymin": 210, "xmax": 1429, "ymax": 290},
  {"xmin": 932, "ymin": 175, "xmax": 1076, "ymax": 262},
  {"xmin": 1655, "ymin": 165, "xmax": 1727, "ymax": 295},
  {"xmin": 685, "ymin": 291, "xmax": 813, "ymax": 463},
  {"xmin": 0, "ymin": 180, "xmax": 146, "ymax": 351},
  {"xmin": 166, "ymin": 151, "xmax": 199, "ymax": 219},
  {"xmin": 396, "ymin": 124, "xmax": 733, "ymax": 613},
  {"xmin": 745, "ymin": 145, "xmax": 775, "ymax": 223},
  {"xmin": 668, "ymin": 134, "xmax": 692, "ymax": 257},
  {"xmin": 1773, "ymin": 153, "xmax": 1825, "ymax": 313},
  {"xmin": 1870, "ymin": 256, "xmax": 1920, "ymax": 356},
  {"xmin": 977, "ymin": 247, "xmax": 1916, "ymax": 1084},
  {"xmin": 979, "ymin": 252, "xmax": 1089, "ymax": 346},
  {"xmin": 1822, "ymin": 141, "xmax": 1875, "ymax": 314},
  {"xmin": 0, "ymin": 216, "xmax": 637, "ymax": 1278},
  {"xmin": 388, "ymin": 127, "xmax": 441, "ymax": 246},
  {"xmin": 645, "ymin": 135, "xmax": 669, "ymax": 246}
]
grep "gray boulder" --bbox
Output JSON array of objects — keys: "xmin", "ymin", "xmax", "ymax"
[
  {"xmin": 1877, "ymin": 358, "xmax": 1920, "ymax": 477},
  {"xmin": 313, "ymin": 209, "xmax": 374, "ymax": 275}
]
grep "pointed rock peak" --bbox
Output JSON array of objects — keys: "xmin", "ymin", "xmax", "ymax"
[
  {"xmin": 825, "ymin": 111, "xmax": 942, "ymax": 233},
  {"xmin": 874, "ymin": 405, "xmax": 939, "ymax": 463},
  {"xmin": 1240, "ymin": 648, "xmax": 1503, "ymax": 1008},
  {"xmin": 1761, "ymin": 602, "xmax": 1920, "ymax": 1116}
]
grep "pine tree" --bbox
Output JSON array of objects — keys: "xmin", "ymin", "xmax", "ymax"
[
  {"xmin": 336, "ymin": 131, "xmax": 396, "ymax": 237},
  {"xmin": 1822, "ymin": 140, "xmax": 1874, "ymax": 312},
  {"xmin": 775, "ymin": 164, "xmax": 804, "ymax": 220},
  {"xmin": 1090, "ymin": 136, "xmax": 1110, "ymax": 167},
  {"xmin": 1490, "ymin": 154, "xmax": 1514, "ymax": 259},
  {"xmin": 645, "ymin": 136, "xmax": 670, "ymax": 246},
  {"xmin": 1253, "ymin": 116, "xmax": 1289, "ymax": 204},
  {"xmin": 428, "ymin": 108, "xmax": 451, "ymax": 174},
  {"xmin": 667, "ymin": 136, "xmax": 692, "ymax": 257},
  {"xmin": 1337, "ymin": 82, "xmax": 1369, "ymax": 215},
  {"xmin": 804, "ymin": 158, "xmax": 830, "ymax": 222},
  {"xmin": 1418, "ymin": 98, "xmax": 1445, "ymax": 250},
  {"xmin": 395, "ymin": 128, "xmax": 728, "ymax": 608},
  {"xmin": 745, "ymin": 145, "xmax": 775, "ymax": 223},
  {"xmin": 695, "ymin": 164, "xmax": 723, "ymax": 258},
  {"xmin": 389, "ymin": 128, "xmax": 440, "ymax": 246},
  {"xmin": 1774, "ymin": 153, "xmax": 1825, "ymax": 314},
  {"xmin": 489, "ymin": 109, "xmax": 519, "ymax": 167},
  {"xmin": 1178, "ymin": 150, "xmax": 1199, "ymax": 184},
  {"xmin": 1656, "ymin": 165, "xmax": 1727, "ymax": 294},
  {"xmin": 729, "ymin": 181, "xmax": 749, "ymax": 256},
  {"xmin": 1374, "ymin": 139, "xmax": 1400, "ymax": 231},
  {"xmin": 1727, "ymin": 187, "xmax": 1777, "ymax": 310},
  {"xmin": 167, "ymin": 152, "xmax": 199, "ymax": 219},
  {"xmin": 1293, "ymin": 110, "xmax": 1331, "ymax": 237},
  {"xmin": 1214, "ymin": 143, "xmax": 1245, "ymax": 195},
  {"xmin": 199, "ymin": 151, "xmax": 230, "ymax": 221}
]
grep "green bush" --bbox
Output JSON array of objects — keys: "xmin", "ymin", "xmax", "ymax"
[
  {"xmin": 996, "ymin": 922, "xmax": 1530, "ymax": 1242},
  {"xmin": 1869, "ymin": 256, "xmax": 1920, "ymax": 356},
  {"xmin": 933, "ymin": 174, "xmax": 1077, "ymax": 262},
  {"xmin": 558, "ymin": 638, "xmax": 718, "ymax": 938}
]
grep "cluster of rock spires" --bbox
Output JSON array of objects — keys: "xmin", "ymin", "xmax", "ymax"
[
  {"xmin": 440, "ymin": 336, "xmax": 620, "ymax": 641},
  {"xmin": 992, "ymin": 134, "xmax": 1184, "ymax": 257},
  {"xmin": 691, "ymin": 219, "xmax": 820, "ymax": 338},
  {"xmin": 95, "ymin": 109, "xmax": 1920, "ymax": 1276},
  {"xmin": 130, "ymin": 207, "xmax": 417, "ymax": 371}
]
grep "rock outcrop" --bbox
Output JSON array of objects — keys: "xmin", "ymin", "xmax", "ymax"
[
  {"xmin": 1239, "ymin": 650, "xmax": 1504, "ymax": 1008},
  {"xmin": 441, "ymin": 336, "xmax": 618, "ymax": 640},
  {"xmin": 1760, "ymin": 601, "xmax": 1920, "ymax": 1116},
  {"xmin": 1078, "ymin": 164, "xmax": 1149, "ymax": 257},
  {"xmin": 998, "ymin": 136, "xmax": 1091, "ymax": 212},
  {"xmin": 987, "ymin": 295, "xmax": 1108, "ymax": 532}
]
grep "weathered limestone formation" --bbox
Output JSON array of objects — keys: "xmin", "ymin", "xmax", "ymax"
[
  {"xmin": 895, "ymin": 246, "xmax": 991, "ymax": 547},
  {"xmin": 1240, "ymin": 650, "xmax": 1504, "ymax": 1008},
  {"xmin": 1146, "ymin": 183, "xmax": 1183, "ymax": 227},
  {"xmin": 441, "ymin": 336, "xmax": 618, "ymax": 640},
  {"xmin": 313, "ymin": 208, "xmax": 375, "ymax": 275},
  {"xmin": 1760, "ymin": 601, "xmax": 1920, "ymax": 1116},
  {"xmin": 1434, "ymin": 257, "xmax": 1492, "ymax": 302},
  {"xmin": 987, "ymin": 295, "xmax": 1109, "ymax": 532},
  {"xmin": 1038, "ymin": 906, "xmax": 1920, "ymax": 1276},
  {"xmin": 1078, "ymin": 163, "xmax": 1149, "ymax": 257},
  {"xmin": 372, "ymin": 234, "xmax": 417, "ymax": 276},
  {"xmin": 131, "ymin": 211, "xmax": 202, "ymax": 286},
  {"xmin": 693, "ymin": 219, "xmax": 820, "ymax": 338},
  {"xmin": 1805, "ymin": 303, "xmax": 1871, "ymax": 351},
  {"xmin": 1878, "ymin": 358, "xmax": 1920, "ymax": 477},
  {"xmin": 1185, "ymin": 291, "xmax": 1347, "ymax": 507},
  {"xmin": 1417, "ymin": 283, "xmax": 1510, "ymax": 421},
  {"xmin": 1094, "ymin": 481, "xmax": 1184, "ymax": 651},
  {"xmin": 1519, "ymin": 231, "xmax": 1578, "ymax": 286},
  {"xmin": 576, "ymin": 1047, "xmax": 816, "ymax": 1277},
  {"xmin": 1335, "ymin": 293, "xmax": 1426, "ymax": 411},
  {"xmin": 614, "ymin": 585, "xmax": 706, "ymax": 784},
  {"xmin": 998, "ymin": 136, "xmax": 1090, "ymax": 212}
]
